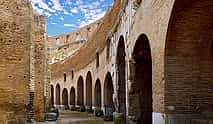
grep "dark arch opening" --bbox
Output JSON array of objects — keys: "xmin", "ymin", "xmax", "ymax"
[
  {"xmin": 130, "ymin": 34, "xmax": 152, "ymax": 124},
  {"xmin": 64, "ymin": 73, "xmax": 66, "ymax": 82},
  {"xmin": 50, "ymin": 85, "xmax": 54, "ymax": 107},
  {"xmin": 70, "ymin": 87, "xmax": 76, "ymax": 106},
  {"xmin": 86, "ymin": 71, "xmax": 92, "ymax": 112},
  {"xmin": 116, "ymin": 36, "xmax": 126, "ymax": 123},
  {"xmin": 165, "ymin": 0, "xmax": 213, "ymax": 120},
  {"xmin": 95, "ymin": 79, "xmax": 102, "ymax": 109},
  {"xmin": 77, "ymin": 76, "xmax": 84, "ymax": 106},
  {"xmin": 104, "ymin": 72, "xmax": 115, "ymax": 116},
  {"xmin": 96, "ymin": 52, "xmax": 100, "ymax": 68},
  {"xmin": 62, "ymin": 88, "xmax": 69, "ymax": 109},
  {"xmin": 56, "ymin": 84, "xmax": 60, "ymax": 105}
]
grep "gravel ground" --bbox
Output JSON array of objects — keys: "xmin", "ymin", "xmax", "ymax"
[{"xmin": 33, "ymin": 110, "xmax": 114, "ymax": 124}]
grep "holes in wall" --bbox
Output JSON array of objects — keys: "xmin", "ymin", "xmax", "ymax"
[
  {"xmin": 64, "ymin": 73, "xmax": 66, "ymax": 82},
  {"xmin": 66, "ymin": 35, "xmax": 70, "ymax": 43},
  {"xmin": 96, "ymin": 52, "xmax": 99, "ymax": 68},
  {"xmin": 71, "ymin": 70, "xmax": 74, "ymax": 80},
  {"xmin": 106, "ymin": 39, "xmax": 111, "ymax": 61}
]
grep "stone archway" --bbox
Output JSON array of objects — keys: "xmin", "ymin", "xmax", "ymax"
[
  {"xmin": 86, "ymin": 71, "xmax": 92, "ymax": 112},
  {"xmin": 129, "ymin": 34, "xmax": 152, "ymax": 124},
  {"xmin": 70, "ymin": 87, "xmax": 76, "ymax": 106},
  {"xmin": 56, "ymin": 84, "xmax": 60, "ymax": 106},
  {"xmin": 62, "ymin": 88, "xmax": 69, "ymax": 109},
  {"xmin": 104, "ymin": 72, "xmax": 115, "ymax": 117},
  {"xmin": 95, "ymin": 79, "xmax": 102, "ymax": 109},
  {"xmin": 77, "ymin": 76, "xmax": 84, "ymax": 106},
  {"xmin": 116, "ymin": 36, "xmax": 126, "ymax": 123},
  {"xmin": 50, "ymin": 85, "xmax": 54, "ymax": 107},
  {"xmin": 164, "ymin": 0, "xmax": 213, "ymax": 122}
]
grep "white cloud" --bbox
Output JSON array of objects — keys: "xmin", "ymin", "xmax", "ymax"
[
  {"xmin": 51, "ymin": 22, "xmax": 57, "ymax": 25},
  {"xmin": 64, "ymin": 24, "xmax": 78, "ymax": 28},
  {"xmin": 65, "ymin": 0, "xmax": 72, "ymax": 5},
  {"xmin": 64, "ymin": 10, "xmax": 72, "ymax": 15},
  {"xmin": 51, "ymin": 0, "xmax": 63, "ymax": 11},
  {"xmin": 71, "ymin": 7, "xmax": 79, "ymax": 14},
  {"xmin": 79, "ymin": 11, "xmax": 105, "ymax": 28},
  {"xmin": 31, "ymin": 0, "xmax": 56, "ymax": 13},
  {"xmin": 92, "ymin": 1, "xmax": 101, "ymax": 7},
  {"xmin": 60, "ymin": 17, "xmax": 64, "ymax": 21},
  {"xmin": 44, "ymin": 11, "xmax": 52, "ymax": 17},
  {"xmin": 75, "ymin": 0, "xmax": 84, "ymax": 6}
]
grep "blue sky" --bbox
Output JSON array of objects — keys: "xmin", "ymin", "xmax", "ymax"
[{"xmin": 30, "ymin": 0, "xmax": 113, "ymax": 36}]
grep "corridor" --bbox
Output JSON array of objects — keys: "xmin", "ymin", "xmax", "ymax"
[{"xmin": 38, "ymin": 111, "xmax": 113, "ymax": 124}]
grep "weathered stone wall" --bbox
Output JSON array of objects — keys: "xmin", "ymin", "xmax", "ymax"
[
  {"xmin": 48, "ymin": 19, "xmax": 102, "ymax": 64},
  {"xmin": 0, "ymin": 0, "xmax": 34, "ymax": 123},
  {"xmin": 50, "ymin": 0, "xmax": 213, "ymax": 124},
  {"xmin": 165, "ymin": 0, "xmax": 213, "ymax": 114},
  {"xmin": 33, "ymin": 14, "xmax": 46, "ymax": 121}
]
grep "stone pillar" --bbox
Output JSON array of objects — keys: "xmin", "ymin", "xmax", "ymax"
[
  {"xmin": 33, "ymin": 14, "xmax": 46, "ymax": 121},
  {"xmin": 127, "ymin": 57, "xmax": 140, "ymax": 124}
]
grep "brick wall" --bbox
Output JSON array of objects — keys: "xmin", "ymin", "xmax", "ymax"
[
  {"xmin": 33, "ymin": 14, "xmax": 47, "ymax": 121},
  {"xmin": 165, "ymin": 0, "xmax": 213, "ymax": 115},
  {"xmin": 0, "ymin": 0, "xmax": 34, "ymax": 123}
]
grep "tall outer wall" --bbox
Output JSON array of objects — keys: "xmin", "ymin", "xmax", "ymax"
[{"xmin": 0, "ymin": 0, "xmax": 34, "ymax": 123}]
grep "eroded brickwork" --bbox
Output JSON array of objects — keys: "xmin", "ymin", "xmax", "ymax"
[
  {"xmin": 50, "ymin": 0, "xmax": 213, "ymax": 124},
  {"xmin": 33, "ymin": 14, "xmax": 46, "ymax": 121},
  {"xmin": 0, "ymin": 0, "xmax": 34, "ymax": 123},
  {"xmin": 0, "ymin": 1, "xmax": 50, "ymax": 123}
]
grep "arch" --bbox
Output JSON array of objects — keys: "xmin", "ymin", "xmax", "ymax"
[
  {"xmin": 70, "ymin": 87, "xmax": 76, "ymax": 106},
  {"xmin": 94, "ymin": 79, "xmax": 102, "ymax": 109},
  {"xmin": 62, "ymin": 88, "xmax": 69, "ymax": 109},
  {"xmin": 86, "ymin": 71, "xmax": 92, "ymax": 111},
  {"xmin": 104, "ymin": 72, "xmax": 115, "ymax": 115},
  {"xmin": 56, "ymin": 84, "xmax": 60, "ymax": 105},
  {"xmin": 50, "ymin": 85, "xmax": 54, "ymax": 107},
  {"xmin": 165, "ymin": 0, "xmax": 213, "ymax": 118},
  {"xmin": 77, "ymin": 76, "xmax": 84, "ymax": 106},
  {"xmin": 130, "ymin": 34, "xmax": 152, "ymax": 124},
  {"xmin": 116, "ymin": 36, "xmax": 126, "ymax": 123}
]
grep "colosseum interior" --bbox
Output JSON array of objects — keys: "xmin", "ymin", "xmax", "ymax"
[{"xmin": 0, "ymin": 0, "xmax": 213, "ymax": 124}]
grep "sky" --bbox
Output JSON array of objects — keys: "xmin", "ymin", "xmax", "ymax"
[{"xmin": 30, "ymin": 0, "xmax": 113, "ymax": 36}]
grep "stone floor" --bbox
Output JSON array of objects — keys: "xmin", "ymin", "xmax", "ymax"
[{"xmin": 34, "ymin": 110, "xmax": 114, "ymax": 124}]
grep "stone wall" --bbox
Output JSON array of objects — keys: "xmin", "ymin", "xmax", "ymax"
[
  {"xmin": 0, "ymin": 0, "xmax": 34, "ymax": 123},
  {"xmin": 50, "ymin": 0, "xmax": 213, "ymax": 124},
  {"xmin": 33, "ymin": 14, "xmax": 46, "ymax": 121}
]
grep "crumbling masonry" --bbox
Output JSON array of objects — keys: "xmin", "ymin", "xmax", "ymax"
[
  {"xmin": 0, "ymin": 0, "xmax": 50, "ymax": 123},
  {"xmin": 50, "ymin": 0, "xmax": 213, "ymax": 124},
  {"xmin": 0, "ymin": 0, "xmax": 213, "ymax": 124}
]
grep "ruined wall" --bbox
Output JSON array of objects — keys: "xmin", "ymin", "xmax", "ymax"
[
  {"xmin": 33, "ymin": 14, "xmax": 46, "ymax": 121},
  {"xmin": 50, "ymin": 0, "xmax": 213, "ymax": 123},
  {"xmin": 47, "ymin": 19, "xmax": 102, "ymax": 63},
  {"xmin": 0, "ymin": 0, "xmax": 34, "ymax": 123}
]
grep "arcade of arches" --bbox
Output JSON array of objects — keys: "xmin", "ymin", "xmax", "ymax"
[
  {"xmin": 49, "ymin": 0, "xmax": 213, "ymax": 124},
  {"xmin": 2, "ymin": 0, "xmax": 213, "ymax": 123}
]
